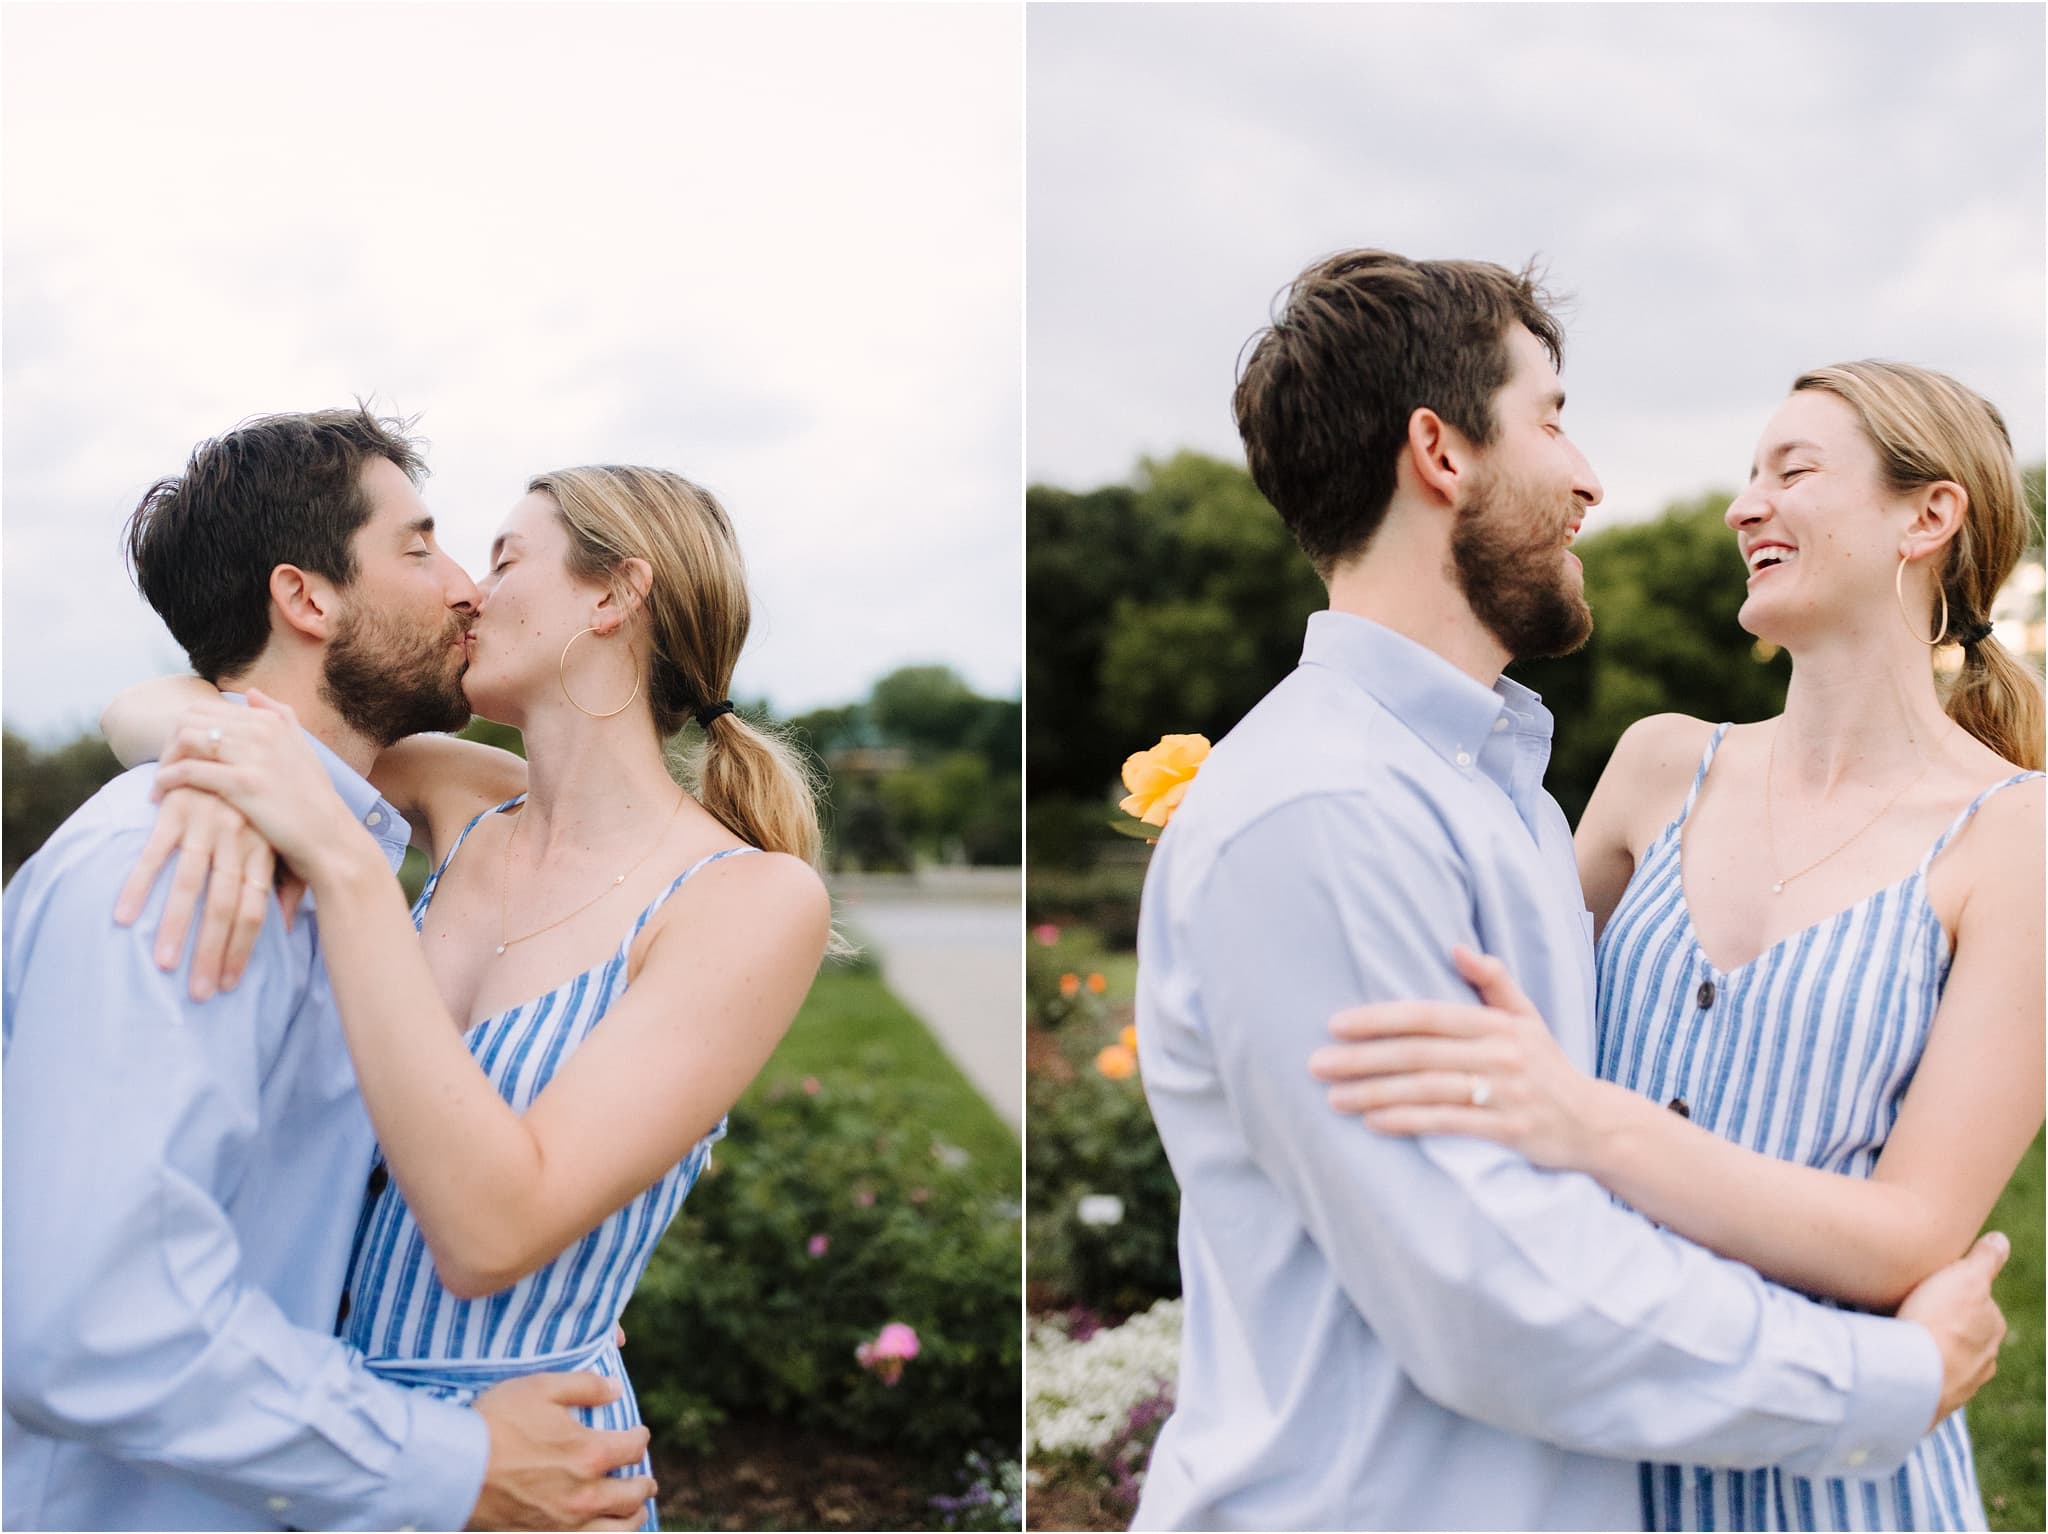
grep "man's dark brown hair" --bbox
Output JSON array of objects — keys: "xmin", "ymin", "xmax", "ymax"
[
  {"xmin": 1233, "ymin": 250, "xmax": 1564, "ymax": 573},
  {"xmin": 124, "ymin": 405, "xmax": 429, "ymax": 681}
]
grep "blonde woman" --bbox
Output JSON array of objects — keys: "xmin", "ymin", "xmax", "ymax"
[
  {"xmin": 1316, "ymin": 362, "xmax": 2044, "ymax": 1530},
  {"xmin": 105, "ymin": 465, "xmax": 832, "ymax": 1533}
]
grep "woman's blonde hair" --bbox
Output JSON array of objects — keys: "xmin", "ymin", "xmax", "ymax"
[
  {"xmin": 1793, "ymin": 361, "xmax": 2044, "ymax": 771},
  {"xmin": 530, "ymin": 465, "xmax": 826, "ymax": 865}
]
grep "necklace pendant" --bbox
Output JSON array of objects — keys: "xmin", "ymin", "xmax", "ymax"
[
  {"xmin": 1771, "ymin": 881, "xmax": 1785, "ymax": 895},
  {"xmin": 495, "ymin": 943, "xmax": 507, "ymax": 955}
]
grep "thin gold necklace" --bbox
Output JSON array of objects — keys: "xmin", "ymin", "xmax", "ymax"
[
  {"xmin": 496, "ymin": 788, "xmax": 688, "ymax": 955},
  {"xmin": 1762, "ymin": 730, "xmax": 1929, "ymax": 896}
]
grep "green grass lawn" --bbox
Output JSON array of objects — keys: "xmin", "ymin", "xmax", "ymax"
[
  {"xmin": 1977, "ymin": 1127, "xmax": 2043, "ymax": 1532},
  {"xmin": 751, "ymin": 957, "xmax": 1021, "ymax": 1198}
]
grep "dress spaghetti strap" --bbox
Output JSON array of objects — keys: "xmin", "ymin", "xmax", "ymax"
[
  {"xmin": 414, "ymin": 794, "xmax": 526, "ymax": 914},
  {"xmin": 1916, "ymin": 770, "xmax": 2046, "ymax": 880},
  {"xmin": 1674, "ymin": 722, "xmax": 1734, "ymax": 827}
]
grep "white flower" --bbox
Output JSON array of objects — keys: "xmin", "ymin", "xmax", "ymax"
[
  {"xmin": 1026, "ymin": 1297, "xmax": 1184, "ymax": 1457},
  {"xmin": 1076, "ymin": 1193, "xmax": 1125, "ymax": 1226}
]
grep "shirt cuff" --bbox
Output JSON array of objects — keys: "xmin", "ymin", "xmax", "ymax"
[
  {"xmin": 1820, "ymin": 1312, "xmax": 1942, "ymax": 1477},
  {"xmin": 360, "ymin": 1394, "xmax": 491, "ymax": 1532}
]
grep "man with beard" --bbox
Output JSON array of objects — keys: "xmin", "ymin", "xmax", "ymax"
[
  {"xmin": 1127, "ymin": 252, "xmax": 2007, "ymax": 1530},
  {"xmin": 2, "ymin": 408, "xmax": 656, "ymax": 1530}
]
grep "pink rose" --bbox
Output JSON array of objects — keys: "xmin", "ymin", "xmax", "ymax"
[{"xmin": 854, "ymin": 1322, "xmax": 922, "ymax": 1385}]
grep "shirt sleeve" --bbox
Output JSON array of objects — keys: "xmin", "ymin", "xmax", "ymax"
[
  {"xmin": 1187, "ymin": 791, "xmax": 1941, "ymax": 1477},
  {"xmin": 1, "ymin": 831, "xmax": 489, "ymax": 1531}
]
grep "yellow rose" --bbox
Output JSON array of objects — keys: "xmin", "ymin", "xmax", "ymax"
[
  {"xmin": 1120, "ymin": 733, "xmax": 1212, "ymax": 828},
  {"xmin": 1095, "ymin": 1043, "xmax": 1137, "ymax": 1080}
]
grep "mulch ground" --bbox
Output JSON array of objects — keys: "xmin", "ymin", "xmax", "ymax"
[
  {"xmin": 653, "ymin": 1415, "xmax": 944, "ymax": 1531},
  {"xmin": 1022, "ymin": 1468, "xmax": 1127, "ymax": 1532}
]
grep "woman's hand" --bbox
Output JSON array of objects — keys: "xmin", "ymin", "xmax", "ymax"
[
  {"xmin": 147, "ymin": 691, "xmax": 368, "ymax": 888},
  {"xmin": 1309, "ymin": 945, "xmax": 1610, "ymax": 1170},
  {"xmin": 113, "ymin": 785, "xmax": 305, "ymax": 1000}
]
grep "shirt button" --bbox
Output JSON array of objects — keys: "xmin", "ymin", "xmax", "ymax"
[
  {"xmin": 1696, "ymin": 980, "xmax": 1716, "ymax": 1009},
  {"xmin": 365, "ymin": 810, "xmax": 383, "ymax": 827},
  {"xmin": 368, "ymin": 1164, "xmax": 389, "ymax": 1197},
  {"xmin": 267, "ymin": 1495, "xmax": 291, "ymax": 1513},
  {"xmin": 1454, "ymin": 751, "xmax": 1472, "ymax": 767},
  {"xmin": 1492, "ymin": 717, "xmax": 1509, "ymax": 732},
  {"xmin": 1845, "ymin": 1448, "xmax": 1870, "ymax": 1468}
]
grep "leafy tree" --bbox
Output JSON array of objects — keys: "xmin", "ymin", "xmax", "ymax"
[{"xmin": 3, "ymin": 730, "xmax": 126, "ymax": 882}]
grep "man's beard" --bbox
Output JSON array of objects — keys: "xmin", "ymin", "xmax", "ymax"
[
  {"xmin": 1449, "ymin": 463, "xmax": 1594, "ymax": 661},
  {"xmin": 320, "ymin": 602, "xmax": 472, "ymax": 748}
]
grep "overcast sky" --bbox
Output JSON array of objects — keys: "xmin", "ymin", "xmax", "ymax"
[
  {"xmin": 3, "ymin": 3, "xmax": 1020, "ymax": 742},
  {"xmin": 1028, "ymin": 3, "xmax": 2045, "ymax": 527}
]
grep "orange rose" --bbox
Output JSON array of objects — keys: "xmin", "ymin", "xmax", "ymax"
[
  {"xmin": 1120, "ymin": 734, "xmax": 1212, "ymax": 828},
  {"xmin": 1096, "ymin": 1043, "xmax": 1137, "ymax": 1080}
]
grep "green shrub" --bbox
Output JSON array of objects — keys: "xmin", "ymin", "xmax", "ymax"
[
  {"xmin": 1026, "ymin": 1069, "xmax": 1180, "ymax": 1314},
  {"xmin": 1025, "ymin": 861, "xmax": 1149, "ymax": 950},
  {"xmin": 623, "ymin": 1073, "xmax": 1021, "ymax": 1464}
]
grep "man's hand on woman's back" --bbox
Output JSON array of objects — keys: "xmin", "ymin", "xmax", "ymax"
[
  {"xmin": 469, "ymin": 1371, "xmax": 656, "ymax": 1531},
  {"xmin": 1897, "ymin": 1231, "xmax": 2010, "ymax": 1429}
]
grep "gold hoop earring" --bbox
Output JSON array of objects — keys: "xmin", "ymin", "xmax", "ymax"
[
  {"xmin": 1894, "ymin": 554, "xmax": 1949, "ymax": 647},
  {"xmin": 559, "ymin": 627, "xmax": 641, "ymax": 718}
]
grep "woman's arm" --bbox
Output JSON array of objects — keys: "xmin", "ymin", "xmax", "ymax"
[
  {"xmin": 1575, "ymin": 714, "xmax": 1715, "ymax": 938},
  {"xmin": 1316, "ymin": 790, "xmax": 2044, "ymax": 1313},
  {"xmin": 154, "ymin": 692, "xmax": 831, "ymax": 1300},
  {"xmin": 104, "ymin": 675, "xmax": 221, "ymax": 766},
  {"xmin": 367, "ymin": 732, "xmax": 529, "ymax": 863}
]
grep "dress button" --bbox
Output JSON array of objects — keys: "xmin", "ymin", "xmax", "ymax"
[
  {"xmin": 1696, "ymin": 980, "xmax": 1716, "ymax": 1009},
  {"xmin": 335, "ymin": 1290, "xmax": 351, "ymax": 1326},
  {"xmin": 368, "ymin": 1164, "xmax": 389, "ymax": 1197},
  {"xmin": 1667, "ymin": 1097, "xmax": 1690, "ymax": 1119}
]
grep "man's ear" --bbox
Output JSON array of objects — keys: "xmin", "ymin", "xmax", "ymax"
[
  {"xmin": 1402, "ymin": 406, "xmax": 1473, "ymax": 510},
  {"xmin": 1898, "ymin": 481, "xmax": 1968, "ymax": 565},
  {"xmin": 593, "ymin": 559, "xmax": 654, "ymax": 635},
  {"xmin": 268, "ymin": 564, "xmax": 340, "ymax": 643}
]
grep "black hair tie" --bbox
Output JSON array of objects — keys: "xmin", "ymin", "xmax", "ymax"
[
  {"xmin": 1958, "ymin": 619, "xmax": 1996, "ymax": 647},
  {"xmin": 695, "ymin": 700, "xmax": 736, "ymax": 729}
]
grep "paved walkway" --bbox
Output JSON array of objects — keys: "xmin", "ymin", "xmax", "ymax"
[{"xmin": 831, "ymin": 868, "xmax": 1021, "ymax": 1132}]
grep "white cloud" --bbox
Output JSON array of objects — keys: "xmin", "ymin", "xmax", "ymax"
[
  {"xmin": 1027, "ymin": 2, "xmax": 2046, "ymax": 529},
  {"xmin": 3, "ymin": 2, "xmax": 1022, "ymax": 739}
]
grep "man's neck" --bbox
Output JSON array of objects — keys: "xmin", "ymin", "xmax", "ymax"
[
  {"xmin": 217, "ymin": 660, "xmax": 382, "ymax": 779},
  {"xmin": 1323, "ymin": 507, "xmax": 1510, "ymax": 688}
]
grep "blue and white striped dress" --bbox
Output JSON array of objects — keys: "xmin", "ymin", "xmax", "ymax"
[
  {"xmin": 1596, "ymin": 722, "xmax": 2040, "ymax": 1532},
  {"xmin": 340, "ymin": 796, "xmax": 757, "ymax": 1531}
]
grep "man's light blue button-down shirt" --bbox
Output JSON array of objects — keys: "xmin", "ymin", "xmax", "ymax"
[
  {"xmin": 3, "ymin": 715, "xmax": 490, "ymax": 1531},
  {"xmin": 1131, "ymin": 611, "xmax": 1942, "ymax": 1532}
]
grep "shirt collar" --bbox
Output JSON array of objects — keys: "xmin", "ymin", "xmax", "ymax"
[
  {"xmin": 1299, "ymin": 610, "xmax": 1553, "ymax": 777},
  {"xmin": 217, "ymin": 693, "xmax": 412, "ymax": 874}
]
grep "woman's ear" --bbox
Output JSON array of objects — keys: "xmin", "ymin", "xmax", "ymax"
[
  {"xmin": 594, "ymin": 558, "xmax": 654, "ymax": 633},
  {"xmin": 1898, "ymin": 481, "xmax": 1968, "ymax": 564}
]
